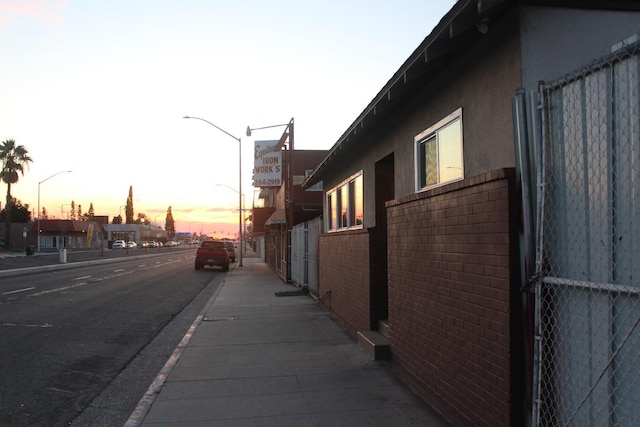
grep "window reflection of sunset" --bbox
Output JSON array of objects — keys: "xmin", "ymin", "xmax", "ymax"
[
  {"xmin": 340, "ymin": 187, "xmax": 348, "ymax": 228},
  {"xmin": 354, "ymin": 174, "xmax": 363, "ymax": 225},
  {"xmin": 325, "ymin": 171, "xmax": 364, "ymax": 232},
  {"xmin": 438, "ymin": 120, "xmax": 463, "ymax": 183},
  {"xmin": 415, "ymin": 109, "xmax": 463, "ymax": 191}
]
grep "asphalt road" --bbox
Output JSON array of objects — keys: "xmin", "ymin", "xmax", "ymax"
[
  {"xmin": 0, "ymin": 245, "xmax": 201, "ymax": 271},
  {"xmin": 0, "ymin": 248, "xmax": 225, "ymax": 426}
]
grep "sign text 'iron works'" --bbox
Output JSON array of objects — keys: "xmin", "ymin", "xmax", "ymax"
[{"xmin": 253, "ymin": 140, "xmax": 282, "ymax": 187}]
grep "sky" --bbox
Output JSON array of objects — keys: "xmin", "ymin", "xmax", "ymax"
[{"xmin": 0, "ymin": 0, "xmax": 455, "ymax": 238}]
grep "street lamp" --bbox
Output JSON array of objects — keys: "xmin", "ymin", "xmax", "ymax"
[
  {"xmin": 246, "ymin": 118, "xmax": 294, "ymax": 281},
  {"xmin": 37, "ymin": 170, "xmax": 72, "ymax": 253},
  {"xmin": 184, "ymin": 115, "xmax": 243, "ymax": 267}
]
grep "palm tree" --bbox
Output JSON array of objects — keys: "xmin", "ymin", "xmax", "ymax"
[{"xmin": 1, "ymin": 139, "xmax": 33, "ymax": 248}]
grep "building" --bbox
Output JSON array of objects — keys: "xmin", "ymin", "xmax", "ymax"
[
  {"xmin": 251, "ymin": 142, "xmax": 326, "ymax": 282},
  {"xmin": 104, "ymin": 223, "xmax": 167, "ymax": 245},
  {"xmin": 303, "ymin": 1, "xmax": 640, "ymax": 426},
  {"xmin": 30, "ymin": 219, "xmax": 105, "ymax": 251}
]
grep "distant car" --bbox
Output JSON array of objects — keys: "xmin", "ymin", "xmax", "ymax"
[
  {"xmin": 224, "ymin": 241, "xmax": 236, "ymax": 263},
  {"xmin": 165, "ymin": 241, "xmax": 178, "ymax": 247},
  {"xmin": 125, "ymin": 241, "xmax": 137, "ymax": 249},
  {"xmin": 147, "ymin": 241, "xmax": 157, "ymax": 248},
  {"xmin": 140, "ymin": 241, "xmax": 149, "ymax": 248},
  {"xmin": 112, "ymin": 240, "xmax": 126, "ymax": 249},
  {"xmin": 157, "ymin": 241, "xmax": 164, "ymax": 247}
]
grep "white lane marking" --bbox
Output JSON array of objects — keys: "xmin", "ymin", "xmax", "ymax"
[
  {"xmin": 74, "ymin": 275, "xmax": 92, "ymax": 281},
  {"xmin": 2, "ymin": 287, "xmax": 36, "ymax": 295},
  {"xmin": 0, "ymin": 322, "xmax": 53, "ymax": 328},
  {"xmin": 28, "ymin": 269, "xmax": 134, "ymax": 297},
  {"xmin": 30, "ymin": 282, "xmax": 88, "ymax": 296}
]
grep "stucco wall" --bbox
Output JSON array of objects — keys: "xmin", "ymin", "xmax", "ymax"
[
  {"xmin": 520, "ymin": 7, "xmax": 640, "ymax": 89},
  {"xmin": 323, "ymin": 11, "xmax": 522, "ymax": 230},
  {"xmin": 387, "ymin": 168, "xmax": 522, "ymax": 427}
]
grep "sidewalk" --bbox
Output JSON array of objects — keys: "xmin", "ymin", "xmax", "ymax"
[{"xmin": 128, "ymin": 256, "xmax": 450, "ymax": 426}]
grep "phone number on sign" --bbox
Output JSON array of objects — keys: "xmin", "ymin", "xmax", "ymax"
[{"xmin": 254, "ymin": 179, "xmax": 282, "ymax": 187}]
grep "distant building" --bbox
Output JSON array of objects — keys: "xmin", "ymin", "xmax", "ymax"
[
  {"xmin": 252, "ymin": 149, "xmax": 326, "ymax": 282},
  {"xmin": 30, "ymin": 219, "xmax": 105, "ymax": 250},
  {"xmin": 104, "ymin": 223, "xmax": 167, "ymax": 245}
]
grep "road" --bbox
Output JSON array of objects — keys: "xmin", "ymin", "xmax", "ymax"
[{"xmin": 0, "ymin": 249, "xmax": 225, "ymax": 426}]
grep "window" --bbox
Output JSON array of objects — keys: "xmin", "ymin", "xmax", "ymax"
[
  {"xmin": 304, "ymin": 170, "xmax": 323, "ymax": 191},
  {"xmin": 415, "ymin": 108, "xmax": 463, "ymax": 191},
  {"xmin": 326, "ymin": 171, "xmax": 363, "ymax": 232},
  {"xmin": 327, "ymin": 192, "xmax": 334, "ymax": 230}
]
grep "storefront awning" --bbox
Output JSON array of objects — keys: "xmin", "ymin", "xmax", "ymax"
[{"xmin": 265, "ymin": 209, "xmax": 287, "ymax": 226}]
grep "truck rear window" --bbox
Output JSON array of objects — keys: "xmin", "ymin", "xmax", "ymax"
[{"xmin": 200, "ymin": 241, "xmax": 226, "ymax": 250}]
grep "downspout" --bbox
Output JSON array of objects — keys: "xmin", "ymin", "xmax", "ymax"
[{"xmin": 513, "ymin": 86, "xmax": 541, "ymax": 427}]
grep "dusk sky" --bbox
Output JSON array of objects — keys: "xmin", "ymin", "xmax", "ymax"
[{"xmin": 0, "ymin": 0, "xmax": 455, "ymax": 237}]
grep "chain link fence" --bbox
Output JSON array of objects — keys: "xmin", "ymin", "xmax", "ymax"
[{"xmin": 533, "ymin": 39, "xmax": 640, "ymax": 426}]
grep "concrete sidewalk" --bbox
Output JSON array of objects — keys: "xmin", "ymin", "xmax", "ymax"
[{"xmin": 128, "ymin": 256, "xmax": 450, "ymax": 426}]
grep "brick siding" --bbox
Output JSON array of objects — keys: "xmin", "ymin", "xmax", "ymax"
[
  {"xmin": 318, "ymin": 229, "xmax": 371, "ymax": 337},
  {"xmin": 386, "ymin": 168, "xmax": 522, "ymax": 427}
]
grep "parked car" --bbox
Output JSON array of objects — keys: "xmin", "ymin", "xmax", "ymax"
[
  {"xmin": 224, "ymin": 241, "xmax": 236, "ymax": 263},
  {"xmin": 125, "ymin": 241, "xmax": 137, "ymax": 249},
  {"xmin": 112, "ymin": 240, "xmax": 126, "ymax": 249},
  {"xmin": 140, "ymin": 241, "xmax": 149, "ymax": 248},
  {"xmin": 195, "ymin": 240, "xmax": 230, "ymax": 271}
]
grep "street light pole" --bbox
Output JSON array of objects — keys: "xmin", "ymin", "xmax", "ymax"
[
  {"xmin": 184, "ymin": 115, "xmax": 243, "ymax": 267},
  {"xmin": 37, "ymin": 170, "xmax": 72, "ymax": 253},
  {"xmin": 216, "ymin": 183, "xmax": 246, "ymax": 254}
]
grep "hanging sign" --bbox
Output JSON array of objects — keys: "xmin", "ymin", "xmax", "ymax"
[{"xmin": 253, "ymin": 140, "xmax": 282, "ymax": 187}]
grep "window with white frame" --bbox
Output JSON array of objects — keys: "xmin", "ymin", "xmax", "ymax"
[
  {"xmin": 326, "ymin": 172, "xmax": 363, "ymax": 232},
  {"xmin": 415, "ymin": 108, "xmax": 463, "ymax": 191}
]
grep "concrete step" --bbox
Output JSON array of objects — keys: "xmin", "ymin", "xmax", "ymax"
[
  {"xmin": 378, "ymin": 320, "xmax": 389, "ymax": 338},
  {"xmin": 357, "ymin": 330, "xmax": 390, "ymax": 360}
]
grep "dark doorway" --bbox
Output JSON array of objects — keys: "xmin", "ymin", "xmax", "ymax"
[{"xmin": 370, "ymin": 153, "xmax": 394, "ymax": 328}]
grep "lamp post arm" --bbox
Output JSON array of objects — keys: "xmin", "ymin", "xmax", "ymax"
[
  {"xmin": 184, "ymin": 115, "xmax": 243, "ymax": 267},
  {"xmin": 39, "ymin": 170, "xmax": 72, "ymax": 186},
  {"xmin": 183, "ymin": 116, "xmax": 241, "ymax": 143}
]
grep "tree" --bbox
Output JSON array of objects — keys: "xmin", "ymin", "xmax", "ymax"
[
  {"xmin": 70, "ymin": 201, "xmax": 76, "ymax": 220},
  {"xmin": 125, "ymin": 186, "xmax": 134, "ymax": 224},
  {"xmin": 41, "ymin": 206, "xmax": 48, "ymax": 220},
  {"xmin": 0, "ymin": 198, "xmax": 31, "ymax": 223},
  {"xmin": 1, "ymin": 139, "xmax": 33, "ymax": 248},
  {"xmin": 135, "ymin": 213, "xmax": 149, "ymax": 225},
  {"xmin": 165, "ymin": 206, "xmax": 175, "ymax": 239},
  {"xmin": 77, "ymin": 204, "xmax": 82, "ymax": 220},
  {"xmin": 87, "ymin": 203, "xmax": 95, "ymax": 220},
  {"xmin": 112, "ymin": 215, "xmax": 123, "ymax": 224}
]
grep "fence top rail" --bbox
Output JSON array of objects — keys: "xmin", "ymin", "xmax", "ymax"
[{"xmin": 543, "ymin": 276, "xmax": 640, "ymax": 296}]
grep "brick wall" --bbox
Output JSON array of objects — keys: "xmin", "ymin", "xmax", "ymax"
[
  {"xmin": 318, "ymin": 229, "xmax": 371, "ymax": 337},
  {"xmin": 387, "ymin": 168, "xmax": 522, "ymax": 427}
]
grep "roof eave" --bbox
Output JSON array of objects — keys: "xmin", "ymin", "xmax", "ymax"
[{"xmin": 303, "ymin": 0, "xmax": 513, "ymax": 188}]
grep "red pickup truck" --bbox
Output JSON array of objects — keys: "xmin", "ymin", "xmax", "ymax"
[{"xmin": 195, "ymin": 240, "xmax": 230, "ymax": 271}]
